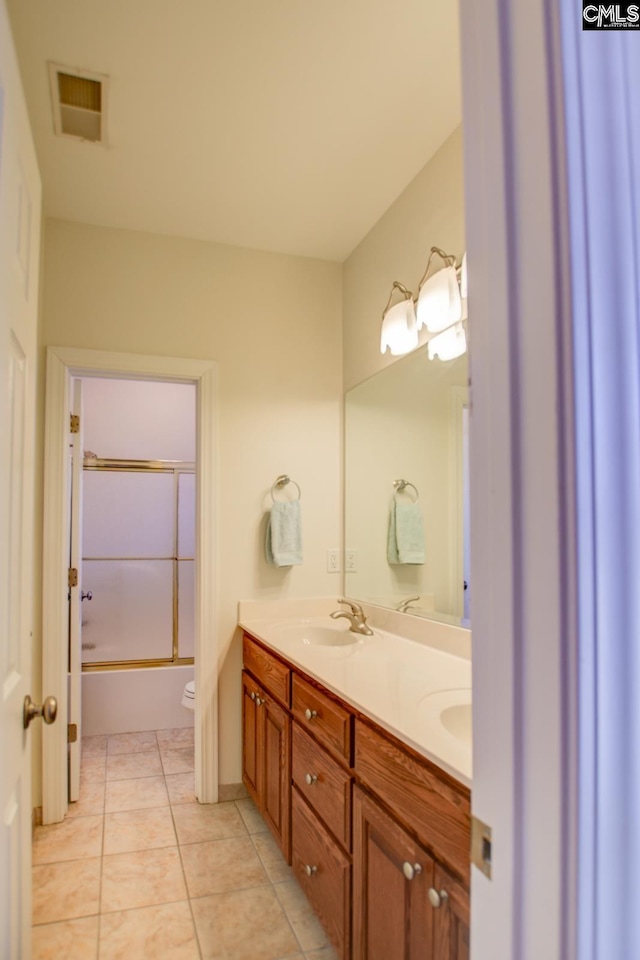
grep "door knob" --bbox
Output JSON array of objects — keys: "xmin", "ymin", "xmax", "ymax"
[
  {"xmin": 81, "ymin": 590, "xmax": 93, "ymax": 601},
  {"xmin": 23, "ymin": 695, "xmax": 58, "ymax": 730}
]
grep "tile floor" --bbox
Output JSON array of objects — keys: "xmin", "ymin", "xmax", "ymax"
[{"xmin": 32, "ymin": 728, "xmax": 338, "ymax": 960}]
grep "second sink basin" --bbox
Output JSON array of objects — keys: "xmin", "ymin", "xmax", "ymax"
[
  {"xmin": 439, "ymin": 703, "xmax": 472, "ymax": 743},
  {"xmin": 416, "ymin": 687, "xmax": 472, "ymax": 745}
]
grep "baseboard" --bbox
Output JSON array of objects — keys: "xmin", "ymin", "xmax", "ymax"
[
  {"xmin": 218, "ymin": 782, "xmax": 248, "ymax": 802},
  {"xmin": 32, "ymin": 807, "xmax": 43, "ymax": 835}
]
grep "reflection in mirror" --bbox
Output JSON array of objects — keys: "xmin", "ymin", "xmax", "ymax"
[{"xmin": 344, "ymin": 346, "xmax": 470, "ymax": 626}]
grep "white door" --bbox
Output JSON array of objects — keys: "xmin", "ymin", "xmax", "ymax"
[
  {"xmin": 68, "ymin": 379, "xmax": 84, "ymax": 801},
  {"xmin": 0, "ymin": 3, "xmax": 43, "ymax": 956}
]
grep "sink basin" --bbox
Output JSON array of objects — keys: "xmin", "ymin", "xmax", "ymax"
[
  {"xmin": 415, "ymin": 687, "xmax": 472, "ymax": 745},
  {"xmin": 439, "ymin": 703, "xmax": 472, "ymax": 743},
  {"xmin": 275, "ymin": 624, "xmax": 361, "ymax": 647}
]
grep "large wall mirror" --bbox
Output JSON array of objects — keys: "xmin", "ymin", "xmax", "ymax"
[{"xmin": 344, "ymin": 347, "xmax": 470, "ymax": 626}]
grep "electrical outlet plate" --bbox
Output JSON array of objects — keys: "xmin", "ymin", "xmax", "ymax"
[
  {"xmin": 327, "ymin": 549, "xmax": 341, "ymax": 573},
  {"xmin": 345, "ymin": 549, "xmax": 357, "ymax": 572}
]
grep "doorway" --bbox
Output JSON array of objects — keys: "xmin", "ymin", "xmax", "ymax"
[
  {"xmin": 67, "ymin": 376, "xmax": 197, "ymax": 801},
  {"xmin": 42, "ymin": 347, "xmax": 218, "ymax": 824}
]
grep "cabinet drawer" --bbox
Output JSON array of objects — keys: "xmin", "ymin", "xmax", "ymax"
[
  {"xmin": 292, "ymin": 722, "xmax": 352, "ymax": 850},
  {"xmin": 243, "ymin": 634, "xmax": 290, "ymax": 708},
  {"xmin": 291, "ymin": 788, "xmax": 351, "ymax": 960},
  {"xmin": 354, "ymin": 720, "xmax": 470, "ymax": 883},
  {"xmin": 291, "ymin": 674, "xmax": 352, "ymax": 763}
]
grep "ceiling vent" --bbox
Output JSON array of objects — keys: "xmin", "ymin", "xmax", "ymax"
[{"xmin": 48, "ymin": 63, "xmax": 109, "ymax": 144}]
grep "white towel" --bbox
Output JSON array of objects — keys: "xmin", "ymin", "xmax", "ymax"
[
  {"xmin": 265, "ymin": 500, "xmax": 303, "ymax": 566},
  {"xmin": 387, "ymin": 501, "xmax": 425, "ymax": 565}
]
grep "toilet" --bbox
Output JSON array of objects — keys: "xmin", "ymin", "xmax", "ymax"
[{"xmin": 181, "ymin": 680, "xmax": 195, "ymax": 711}]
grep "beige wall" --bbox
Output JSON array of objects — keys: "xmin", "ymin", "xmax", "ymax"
[
  {"xmin": 343, "ymin": 126, "xmax": 465, "ymax": 391},
  {"xmin": 34, "ymin": 219, "xmax": 343, "ymax": 798}
]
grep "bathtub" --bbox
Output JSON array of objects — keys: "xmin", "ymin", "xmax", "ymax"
[{"xmin": 81, "ymin": 664, "xmax": 195, "ymax": 736}]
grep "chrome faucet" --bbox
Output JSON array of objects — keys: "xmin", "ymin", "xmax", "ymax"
[
  {"xmin": 330, "ymin": 598, "xmax": 374, "ymax": 636},
  {"xmin": 396, "ymin": 595, "xmax": 420, "ymax": 613}
]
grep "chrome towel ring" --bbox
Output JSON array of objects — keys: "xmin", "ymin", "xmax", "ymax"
[
  {"xmin": 271, "ymin": 474, "xmax": 302, "ymax": 502},
  {"xmin": 393, "ymin": 479, "xmax": 419, "ymax": 502}
]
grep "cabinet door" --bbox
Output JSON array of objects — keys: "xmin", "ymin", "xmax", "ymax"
[
  {"xmin": 353, "ymin": 786, "xmax": 434, "ymax": 960},
  {"xmin": 242, "ymin": 671, "xmax": 261, "ymax": 804},
  {"xmin": 432, "ymin": 865, "xmax": 470, "ymax": 960},
  {"xmin": 261, "ymin": 693, "xmax": 292, "ymax": 862}
]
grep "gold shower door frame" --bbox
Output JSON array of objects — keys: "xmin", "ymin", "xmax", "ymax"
[{"xmin": 81, "ymin": 457, "xmax": 195, "ymax": 672}]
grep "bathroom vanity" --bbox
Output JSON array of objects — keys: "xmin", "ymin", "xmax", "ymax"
[{"xmin": 240, "ymin": 615, "xmax": 471, "ymax": 960}]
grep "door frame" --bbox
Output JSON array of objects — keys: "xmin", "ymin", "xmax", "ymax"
[{"xmin": 41, "ymin": 346, "xmax": 218, "ymax": 823}]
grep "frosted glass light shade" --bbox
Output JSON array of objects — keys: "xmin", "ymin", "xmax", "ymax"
[
  {"xmin": 427, "ymin": 322, "xmax": 467, "ymax": 362},
  {"xmin": 380, "ymin": 297, "xmax": 419, "ymax": 356},
  {"xmin": 417, "ymin": 265, "xmax": 462, "ymax": 333}
]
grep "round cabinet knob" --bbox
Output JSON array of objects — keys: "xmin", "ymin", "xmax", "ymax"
[
  {"xmin": 402, "ymin": 861, "xmax": 423, "ymax": 881},
  {"xmin": 428, "ymin": 888, "xmax": 449, "ymax": 909},
  {"xmin": 304, "ymin": 708, "xmax": 318, "ymax": 721},
  {"xmin": 305, "ymin": 773, "xmax": 318, "ymax": 786},
  {"xmin": 23, "ymin": 695, "xmax": 58, "ymax": 730},
  {"xmin": 250, "ymin": 691, "xmax": 256, "ymax": 701},
  {"xmin": 305, "ymin": 864, "xmax": 318, "ymax": 877},
  {"xmin": 256, "ymin": 696, "xmax": 264, "ymax": 707}
]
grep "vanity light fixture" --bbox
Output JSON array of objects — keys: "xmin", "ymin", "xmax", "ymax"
[
  {"xmin": 416, "ymin": 246, "xmax": 462, "ymax": 334},
  {"xmin": 427, "ymin": 321, "xmax": 467, "ymax": 362},
  {"xmin": 380, "ymin": 281, "xmax": 419, "ymax": 356},
  {"xmin": 378, "ymin": 248, "xmax": 468, "ymax": 361}
]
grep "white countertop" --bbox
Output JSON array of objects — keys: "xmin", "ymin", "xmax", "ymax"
[{"xmin": 238, "ymin": 611, "xmax": 472, "ymax": 788}]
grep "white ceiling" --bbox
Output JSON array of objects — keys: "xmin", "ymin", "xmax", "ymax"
[{"xmin": 7, "ymin": 0, "xmax": 461, "ymax": 262}]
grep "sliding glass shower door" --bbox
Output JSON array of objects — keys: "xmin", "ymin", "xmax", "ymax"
[{"xmin": 81, "ymin": 460, "xmax": 195, "ymax": 668}]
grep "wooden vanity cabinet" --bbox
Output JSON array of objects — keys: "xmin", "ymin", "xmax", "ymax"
[{"xmin": 242, "ymin": 631, "xmax": 470, "ymax": 960}]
